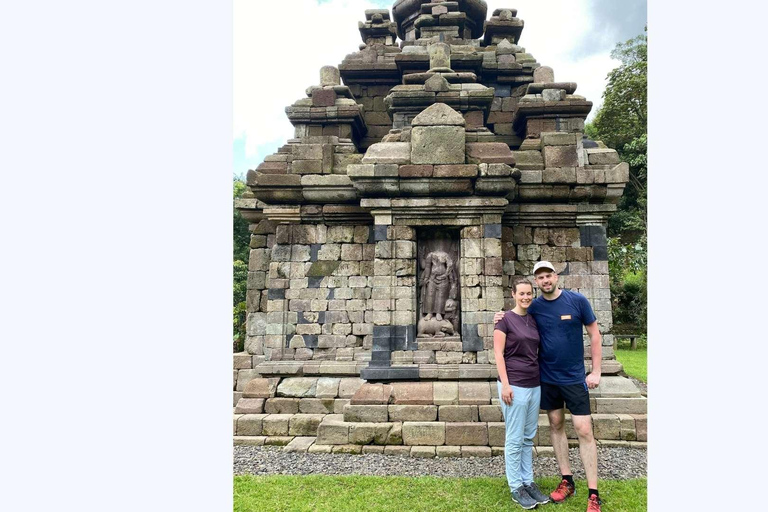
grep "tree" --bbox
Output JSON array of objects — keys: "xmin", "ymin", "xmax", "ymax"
[
  {"xmin": 586, "ymin": 29, "xmax": 648, "ymax": 332},
  {"xmin": 233, "ymin": 176, "xmax": 250, "ymax": 350},
  {"xmin": 233, "ymin": 176, "xmax": 250, "ymax": 262},
  {"xmin": 587, "ymin": 29, "xmax": 647, "ymax": 242}
]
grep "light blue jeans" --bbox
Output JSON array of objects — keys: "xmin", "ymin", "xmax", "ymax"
[{"xmin": 497, "ymin": 381, "xmax": 541, "ymax": 491}]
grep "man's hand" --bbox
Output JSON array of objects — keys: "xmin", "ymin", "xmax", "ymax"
[
  {"xmin": 493, "ymin": 311, "xmax": 504, "ymax": 324},
  {"xmin": 501, "ymin": 384, "xmax": 514, "ymax": 405},
  {"xmin": 586, "ymin": 371, "xmax": 601, "ymax": 389}
]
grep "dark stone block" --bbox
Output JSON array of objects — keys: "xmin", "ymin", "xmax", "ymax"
[
  {"xmin": 494, "ymin": 84, "xmax": 511, "ymax": 97},
  {"xmin": 308, "ymin": 276, "xmax": 323, "ymax": 288},
  {"xmin": 373, "ymin": 338, "xmax": 391, "ymax": 351},
  {"xmin": 582, "ymin": 136, "xmax": 599, "ymax": 149},
  {"xmin": 303, "ymin": 334, "xmax": 319, "ymax": 348},
  {"xmin": 327, "ymin": 288, "xmax": 335, "ymax": 300},
  {"xmin": 559, "ymin": 263, "xmax": 570, "ymax": 275},
  {"xmin": 268, "ymin": 289, "xmax": 285, "ymax": 300},
  {"xmin": 369, "ymin": 350, "xmax": 392, "ymax": 366},
  {"xmin": 318, "ymin": 311, "xmax": 326, "ymax": 324},
  {"xmin": 592, "ymin": 245, "xmax": 608, "ymax": 261},
  {"xmin": 310, "ymin": 244, "xmax": 321, "ymax": 262},
  {"xmin": 285, "ymin": 334, "xmax": 293, "ymax": 347},
  {"xmin": 461, "ymin": 323, "xmax": 484, "ymax": 351},
  {"xmin": 373, "ymin": 325, "xmax": 392, "ymax": 351},
  {"xmin": 374, "ymin": 224, "xmax": 388, "ymax": 241},
  {"xmin": 361, "ymin": 366, "xmax": 420, "ymax": 382},
  {"xmin": 367, "ymin": 228, "xmax": 376, "ymax": 244},
  {"xmin": 484, "ymin": 223, "xmax": 502, "ymax": 239},
  {"xmin": 579, "ymin": 225, "xmax": 607, "ymax": 248}
]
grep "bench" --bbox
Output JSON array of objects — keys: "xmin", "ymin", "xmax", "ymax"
[{"xmin": 613, "ymin": 334, "xmax": 642, "ymax": 350}]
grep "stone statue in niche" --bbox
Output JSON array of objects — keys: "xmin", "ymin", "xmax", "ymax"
[{"xmin": 417, "ymin": 234, "xmax": 460, "ymax": 338}]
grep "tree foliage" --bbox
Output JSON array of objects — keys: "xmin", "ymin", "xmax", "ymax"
[
  {"xmin": 233, "ymin": 176, "xmax": 249, "ymax": 350},
  {"xmin": 233, "ymin": 177, "xmax": 250, "ymax": 262},
  {"xmin": 588, "ymin": 30, "xmax": 647, "ymax": 241},
  {"xmin": 587, "ymin": 30, "xmax": 648, "ymax": 332}
]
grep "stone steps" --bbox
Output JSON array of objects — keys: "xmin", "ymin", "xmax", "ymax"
[
  {"xmin": 235, "ymin": 358, "xmax": 624, "ymax": 385},
  {"xmin": 234, "ymin": 411, "xmax": 647, "ymax": 447},
  {"xmin": 234, "ymin": 376, "xmax": 646, "ymax": 417},
  {"xmin": 233, "ymin": 376, "xmax": 647, "ymax": 451},
  {"xmin": 317, "ymin": 413, "xmax": 646, "ymax": 446},
  {"xmin": 234, "ymin": 435, "xmax": 647, "ymax": 457}
]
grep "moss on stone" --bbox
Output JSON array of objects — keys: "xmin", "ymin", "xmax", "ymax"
[{"xmin": 306, "ymin": 260, "xmax": 341, "ymax": 277}]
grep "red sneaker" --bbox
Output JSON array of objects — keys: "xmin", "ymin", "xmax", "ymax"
[
  {"xmin": 586, "ymin": 494, "xmax": 602, "ymax": 511},
  {"xmin": 550, "ymin": 479, "xmax": 575, "ymax": 503}
]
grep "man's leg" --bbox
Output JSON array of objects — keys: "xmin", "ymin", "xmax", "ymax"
[
  {"xmin": 572, "ymin": 414, "xmax": 598, "ymax": 490},
  {"xmin": 547, "ymin": 408, "xmax": 572, "ymax": 476}
]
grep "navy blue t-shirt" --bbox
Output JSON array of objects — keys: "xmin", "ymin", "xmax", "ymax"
[{"xmin": 527, "ymin": 289, "xmax": 597, "ymax": 385}]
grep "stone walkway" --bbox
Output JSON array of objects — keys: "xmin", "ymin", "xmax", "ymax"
[{"xmin": 234, "ymin": 445, "xmax": 646, "ymax": 480}]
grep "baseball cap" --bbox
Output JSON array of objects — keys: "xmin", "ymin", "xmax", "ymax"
[{"xmin": 532, "ymin": 261, "xmax": 556, "ymax": 274}]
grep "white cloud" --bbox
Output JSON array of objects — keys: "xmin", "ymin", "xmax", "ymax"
[
  {"xmin": 234, "ymin": 0, "xmax": 385, "ymax": 163},
  {"xmin": 484, "ymin": 0, "xmax": 622, "ymax": 118},
  {"xmin": 234, "ymin": 0, "xmax": 627, "ymax": 166}
]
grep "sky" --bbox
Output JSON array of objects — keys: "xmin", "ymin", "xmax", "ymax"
[{"xmin": 233, "ymin": 0, "xmax": 646, "ymax": 176}]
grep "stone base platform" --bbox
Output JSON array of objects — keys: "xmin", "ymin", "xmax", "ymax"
[
  {"xmin": 234, "ymin": 375, "xmax": 645, "ymax": 414},
  {"xmin": 233, "ymin": 434, "xmax": 648, "ymax": 457},
  {"xmin": 233, "ymin": 375, "xmax": 647, "ymax": 453},
  {"xmin": 237, "ymin": 358, "xmax": 624, "ymax": 384},
  {"xmin": 233, "ymin": 412, "xmax": 647, "ymax": 447}
]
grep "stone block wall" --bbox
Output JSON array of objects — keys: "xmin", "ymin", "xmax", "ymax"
[
  {"xmin": 370, "ymin": 224, "xmax": 419, "ymax": 367},
  {"xmin": 486, "ymin": 82, "xmax": 527, "ymax": 141},
  {"xmin": 246, "ymin": 223, "xmax": 379, "ymax": 363},
  {"xmin": 348, "ymin": 84, "xmax": 397, "ymax": 151},
  {"xmin": 458, "ymin": 224, "xmax": 504, "ymax": 356},
  {"xmin": 500, "ymin": 223, "xmax": 616, "ymax": 361}
]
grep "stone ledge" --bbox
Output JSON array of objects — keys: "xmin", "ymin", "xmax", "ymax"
[
  {"xmin": 284, "ymin": 436, "xmax": 317, "ymax": 453},
  {"xmin": 255, "ymin": 361, "xmax": 368, "ymax": 377}
]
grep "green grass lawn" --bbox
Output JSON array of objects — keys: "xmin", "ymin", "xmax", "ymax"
[
  {"xmin": 615, "ymin": 347, "xmax": 647, "ymax": 383},
  {"xmin": 234, "ymin": 475, "xmax": 647, "ymax": 511}
]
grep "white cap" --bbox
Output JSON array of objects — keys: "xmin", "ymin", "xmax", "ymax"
[{"xmin": 533, "ymin": 261, "xmax": 556, "ymax": 274}]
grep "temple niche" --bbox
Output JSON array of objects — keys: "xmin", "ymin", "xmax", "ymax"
[
  {"xmin": 417, "ymin": 229, "xmax": 460, "ymax": 338},
  {"xmin": 234, "ymin": 1, "xmax": 647, "ymax": 454}
]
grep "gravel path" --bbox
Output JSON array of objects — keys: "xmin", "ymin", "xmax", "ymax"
[{"xmin": 234, "ymin": 445, "xmax": 646, "ymax": 480}]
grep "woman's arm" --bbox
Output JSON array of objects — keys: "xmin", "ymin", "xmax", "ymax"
[{"xmin": 493, "ymin": 329, "xmax": 514, "ymax": 405}]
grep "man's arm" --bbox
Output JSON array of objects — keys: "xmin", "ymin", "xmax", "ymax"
[{"xmin": 585, "ymin": 320, "xmax": 602, "ymax": 388}]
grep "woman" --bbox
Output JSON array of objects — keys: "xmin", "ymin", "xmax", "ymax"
[{"xmin": 494, "ymin": 277, "xmax": 550, "ymax": 509}]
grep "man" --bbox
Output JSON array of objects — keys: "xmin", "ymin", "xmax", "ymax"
[{"xmin": 494, "ymin": 261, "xmax": 603, "ymax": 512}]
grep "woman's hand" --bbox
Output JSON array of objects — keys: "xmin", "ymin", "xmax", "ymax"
[
  {"xmin": 493, "ymin": 311, "xmax": 504, "ymax": 324},
  {"xmin": 501, "ymin": 384, "xmax": 514, "ymax": 405}
]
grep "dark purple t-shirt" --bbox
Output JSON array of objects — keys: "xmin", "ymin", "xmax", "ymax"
[{"xmin": 494, "ymin": 310, "xmax": 540, "ymax": 387}]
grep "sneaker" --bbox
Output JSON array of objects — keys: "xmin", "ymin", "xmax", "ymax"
[
  {"xmin": 586, "ymin": 494, "xmax": 602, "ymax": 512},
  {"xmin": 524, "ymin": 483, "xmax": 551, "ymax": 505},
  {"xmin": 550, "ymin": 479, "xmax": 575, "ymax": 503},
  {"xmin": 511, "ymin": 486, "xmax": 538, "ymax": 510}
]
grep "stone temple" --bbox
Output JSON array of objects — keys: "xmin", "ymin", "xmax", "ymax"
[{"xmin": 234, "ymin": 1, "xmax": 646, "ymax": 456}]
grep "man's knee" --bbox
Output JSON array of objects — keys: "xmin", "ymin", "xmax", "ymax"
[
  {"xmin": 573, "ymin": 416, "xmax": 594, "ymax": 440},
  {"xmin": 548, "ymin": 411, "xmax": 566, "ymax": 431}
]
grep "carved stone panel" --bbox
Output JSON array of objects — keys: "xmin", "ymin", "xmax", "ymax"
[{"xmin": 416, "ymin": 229, "xmax": 460, "ymax": 338}]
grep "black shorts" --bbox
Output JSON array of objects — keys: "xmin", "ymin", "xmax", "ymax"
[{"xmin": 540, "ymin": 381, "xmax": 591, "ymax": 416}]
